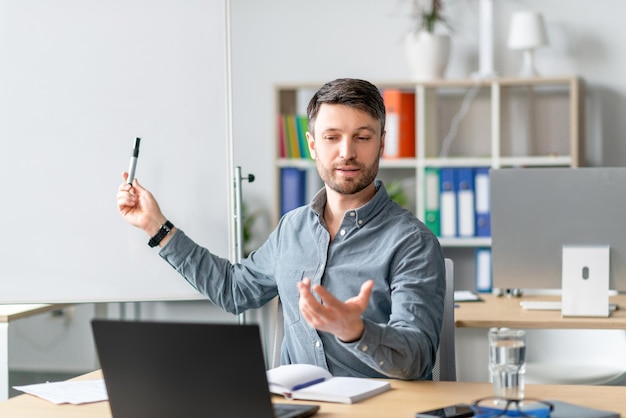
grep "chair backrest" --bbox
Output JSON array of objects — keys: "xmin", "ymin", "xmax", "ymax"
[
  {"xmin": 432, "ymin": 258, "xmax": 456, "ymax": 381},
  {"xmin": 271, "ymin": 297, "xmax": 284, "ymax": 369},
  {"xmin": 270, "ymin": 258, "xmax": 456, "ymax": 381}
]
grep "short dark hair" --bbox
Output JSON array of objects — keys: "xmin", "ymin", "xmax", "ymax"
[{"xmin": 307, "ymin": 78, "xmax": 386, "ymax": 136}]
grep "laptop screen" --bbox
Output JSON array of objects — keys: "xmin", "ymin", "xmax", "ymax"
[{"xmin": 91, "ymin": 320, "xmax": 318, "ymax": 418}]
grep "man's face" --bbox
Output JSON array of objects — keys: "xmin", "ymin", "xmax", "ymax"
[{"xmin": 307, "ymin": 104, "xmax": 384, "ymax": 196}]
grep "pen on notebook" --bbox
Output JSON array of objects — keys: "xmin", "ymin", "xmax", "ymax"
[
  {"xmin": 291, "ymin": 377, "xmax": 325, "ymax": 391},
  {"xmin": 127, "ymin": 137, "xmax": 141, "ymax": 185}
]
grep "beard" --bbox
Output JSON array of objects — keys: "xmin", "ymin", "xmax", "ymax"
[{"xmin": 316, "ymin": 158, "xmax": 379, "ymax": 195}]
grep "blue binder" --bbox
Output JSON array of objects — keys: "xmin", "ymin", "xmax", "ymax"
[
  {"xmin": 280, "ymin": 168, "xmax": 307, "ymax": 216},
  {"xmin": 474, "ymin": 167, "xmax": 491, "ymax": 237}
]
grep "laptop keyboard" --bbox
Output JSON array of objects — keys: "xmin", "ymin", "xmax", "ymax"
[{"xmin": 520, "ymin": 300, "xmax": 618, "ymax": 311}]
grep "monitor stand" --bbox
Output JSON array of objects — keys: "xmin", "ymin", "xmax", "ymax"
[{"xmin": 561, "ymin": 245, "xmax": 610, "ymax": 317}]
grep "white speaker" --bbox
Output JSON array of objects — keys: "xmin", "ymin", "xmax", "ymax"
[{"xmin": 562, "ymin": 246, "xmax": 610, "ymax": 317}]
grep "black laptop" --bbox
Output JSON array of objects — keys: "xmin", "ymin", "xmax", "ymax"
[{"xmin": 91, "ymin": 319, "xmax": 319, "ymax": 418}]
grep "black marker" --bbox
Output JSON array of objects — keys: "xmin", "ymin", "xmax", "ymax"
[{"xmin": 127, "ymin": 137, "xmax": 141, "ymax": 185}]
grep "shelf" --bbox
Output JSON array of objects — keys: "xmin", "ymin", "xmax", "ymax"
[
  {"xmin": 379, "ymin": 158, "xmax": 418, "ymax": 169},
  {"xmin": 438, "ymin": 237, "xmax": 492, "ymax": 248},
  {"xmin": 275, "ymin": 77, "xmax": 583, "ymax": 288},
  {"xmin": 498, "ymin": 156, "xmax": 573, "ymax": 167},
  {"xmin": 407, "ymin": 75, "xmax": 579, "ymax": 89},
  {"xmin": 294, "ymin": 76, "xmax": 581, "ymax": 92},
  {"xmin": 276, "ymin": 158, "xmax": 315, "ymax": 169},
  {"xmin": 278, "ymin": 158, "xmax": 420, "ymax": 170},
  {"xmin": 421, "ymin": 157, "xmax": 493, "ymax": 168},
  {"xmin": 278, "ymin": 156, "xmax": 573, "ymax": 170}
]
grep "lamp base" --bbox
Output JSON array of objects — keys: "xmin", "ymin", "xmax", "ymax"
[
  {"xmin": 517, "ymin": 48, "xmax": 539, "ymax": 77},
  {"xmin": 471, "ymin": 70, "xmax": 498, "ymax": 80}
]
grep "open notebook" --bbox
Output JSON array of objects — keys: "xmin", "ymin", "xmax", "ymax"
[{"xmin": 91, "ymin": 320, "xmax": 319, "ymax": 418}]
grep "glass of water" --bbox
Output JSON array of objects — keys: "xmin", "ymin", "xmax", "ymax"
[{"xmin": 488, "ymin": 328, "xmax": 526, "ymax": 401}]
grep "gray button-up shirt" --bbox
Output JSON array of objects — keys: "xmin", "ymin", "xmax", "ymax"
[{"xmin": 160, "ymin": 180, "xmax": 445, "ymax": 380}]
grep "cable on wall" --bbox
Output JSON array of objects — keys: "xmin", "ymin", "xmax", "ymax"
[{"xmin": 438, "ymin": 78, "xmax": 483, "ymax": 158}]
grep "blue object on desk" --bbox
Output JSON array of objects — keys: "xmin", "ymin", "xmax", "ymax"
[
  {"xmin": 472, "ymin": 403, "xmax": 550, "ymax": 418},
  {"xmin": 291, "ymin": 377, "xmax": 325, "ymax": 391}
]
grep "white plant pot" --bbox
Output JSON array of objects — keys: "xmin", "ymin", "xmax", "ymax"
[{"xmin": 405, "ymin": 31, "xmax": 451, "ymax": 81}]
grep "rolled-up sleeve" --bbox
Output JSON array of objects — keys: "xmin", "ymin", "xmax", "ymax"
[{"xmin": 159, "ymin": 229, "xmax": 279, "ymax": 314}]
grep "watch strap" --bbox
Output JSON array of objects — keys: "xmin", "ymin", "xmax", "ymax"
[{"xmin": 148, "ymin": 220, "xmax": 174, "ymax": 248}]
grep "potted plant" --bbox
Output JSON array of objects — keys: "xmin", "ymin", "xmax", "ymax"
[
  {"xmin": 242, "ymin": 201, "xmax": 263, "ymax": 257},
  {"xmin": 405, "ymin": 0, "xmax": 451, "ymax": 81},
  {"xmin": 387, "ymin": 180, "xmax": 408, "ymax": 208}
]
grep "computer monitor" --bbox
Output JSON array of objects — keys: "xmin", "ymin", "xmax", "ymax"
[{"xmin": 491, "ymin": 167, "xmax": 626, "ymax": 296}]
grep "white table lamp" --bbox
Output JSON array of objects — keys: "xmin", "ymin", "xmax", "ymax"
[{"xmin": 507, "ymin": 11, "xmax": 548, "ymax": 77}]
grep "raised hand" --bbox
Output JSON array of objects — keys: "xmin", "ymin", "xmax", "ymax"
[
  {"xmin": 116, "ymin": 172, "xmax": 167, "ymax": 237},
  {"xmin": 297, "ymin": 277, "xmax": 374, "ymax": 342}
]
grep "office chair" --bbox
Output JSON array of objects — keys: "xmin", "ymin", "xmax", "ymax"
[
  {"xmin": 270, "ymin": 258, "xmax": 456, "ymax": 382},
  {"xmin": 432, "ymin": 258, "xmax": 456, "ymax": 381},
  {"xmin": 270, "ymin": 297, "xmax": 284, "ymax": 370}
]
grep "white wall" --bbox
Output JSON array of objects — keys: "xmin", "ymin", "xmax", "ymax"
[
  {"xmin": 231, "ymin": 0, "xmax": 626, "ymax": 236},
  {"xmin": 8, "ymin": 0, "xmax": 626, "ymax": 379}
]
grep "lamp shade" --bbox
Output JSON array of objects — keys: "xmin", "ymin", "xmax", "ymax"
[{"xmin": 507, "ymin": 11, "xmax": 548, "ymax": 50}]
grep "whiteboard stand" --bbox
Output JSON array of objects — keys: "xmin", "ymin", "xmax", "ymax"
[{"xmin": 233, "ymin": 166, "xmax": 255, "ymax": 325}]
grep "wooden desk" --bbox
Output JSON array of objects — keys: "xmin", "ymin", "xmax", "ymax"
[
  {"xmin": 455, "ymin": 293, "xmax": 626, "ymax": 329},
  {"xmin": 0, "ymin": 304, "xmax": 68, "ymax": 402},
  {"xmin": 453, "ymin": 294, "xmax": 626, "ymax": 383},
  {"xmin": 0, "ymin": 370, "xmax": 623, "ymax": 417}
]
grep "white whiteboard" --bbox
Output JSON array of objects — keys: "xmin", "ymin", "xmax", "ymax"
[{"xmin": 0, "ymin": 0, "xmax": 231, "ymax": 303}]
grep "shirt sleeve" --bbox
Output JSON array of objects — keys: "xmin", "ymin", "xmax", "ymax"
[
  {"xmin": 158, "ymin": 229, "xmax": 279, "ymax": 315},
  {"xmin": 338, "ymin": 231, "xmax": 445, "ymax": 380}
]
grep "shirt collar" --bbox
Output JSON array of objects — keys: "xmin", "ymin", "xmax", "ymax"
[{"xmin": 311, "ymin": 179, "xmax": 390, "ymax": 228}]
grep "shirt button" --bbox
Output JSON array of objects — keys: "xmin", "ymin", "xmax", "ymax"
[
  {"xmin": 349, "ymin": 211, "xmax": 356, "ymax": 217},
  {"xmin": 379, "ymin": 360, "xmax": 384, "ymax": 367},
  {"xmin": 361, "ymin": 345, "xmax": 368, "ymax": 352},
  {"xmin": 315, "ymin": 341, "xmax": 321, "ymax": 348},
  {"xmin": 358, "ymin": 220, "xmax": 363, "ymax": 225},
  {"xmin": 340, "ymin": 229, "xmax": 346, "ymax": 236}
]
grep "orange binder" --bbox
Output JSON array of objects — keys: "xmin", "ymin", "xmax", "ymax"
[{"xmin": 382, "ymin": 89, "xmax": 416, "ymax": 158}]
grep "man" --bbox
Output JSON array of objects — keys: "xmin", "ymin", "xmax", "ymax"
[{"xmin": 117, "ymin": 78, "xmax": 445, "ymax": 380}]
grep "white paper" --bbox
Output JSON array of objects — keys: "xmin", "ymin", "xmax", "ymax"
[
  {"xmin": 266, "ymin": 364, "xmax": 390, "ymax": 404},
  {"xmin": 454, "ymin": 290, "xmax": 481, "ymax": 302},
  {"xmin": 13, "ymin": 378, "xmax": 108, "ymax": 405},
  {"xmin": 267, "ymin": 364, "xmax": 332, "ymax": 392}
]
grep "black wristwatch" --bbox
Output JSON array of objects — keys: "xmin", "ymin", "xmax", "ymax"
[{"xmin": 148, "ymin": 220, "xmax": 174, "ymax": 248}]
